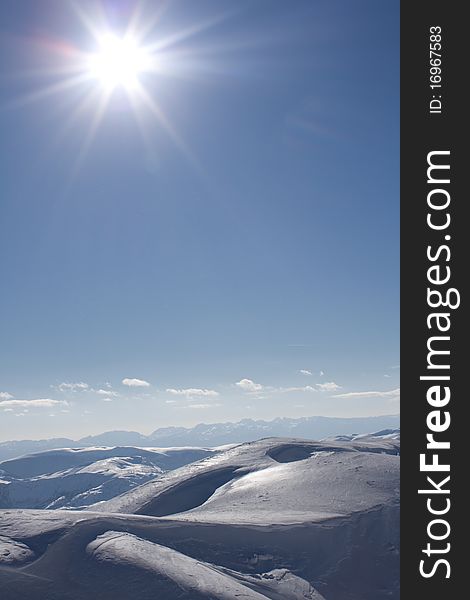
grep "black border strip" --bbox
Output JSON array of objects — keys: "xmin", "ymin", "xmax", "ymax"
[{"xmin": 401, "ymin": 2, "xmax": 465, "ymax": 595}]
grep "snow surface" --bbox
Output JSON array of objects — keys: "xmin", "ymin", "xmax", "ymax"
[
  {"xmin": 0, "ymin": 535, "xmax": 35, "ymax": 565},
  {"xmin": 0, "ymin": 435, "xmax": 399, "ymax": 599},
  {"xmin": 0, "ymin": 446, "xmax": 215, "ymax": 510}
]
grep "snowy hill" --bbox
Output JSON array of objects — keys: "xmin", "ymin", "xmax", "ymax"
[
  {"xmin": 0, "ymin": 436, "xmax": 399, "ymax": 599},
  {"xmin": 0, "ymin": 446, "xmax": 215, "ymax": 510},
  {"xmin": 95, "ymin": 435, "xmax": 399, "ymax": 521},
  {"xmin": 0, "ymin": 414, "xmax": 400, "ymax": 461}
]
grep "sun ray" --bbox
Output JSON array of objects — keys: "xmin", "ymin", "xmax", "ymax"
[
  {"xmin": 1, "ymin": 56, "xmax": 86, "ymax": 82},
  {"xmin": 125, "ymin": 0, "xmax": 170, "ymax": 46},
  {"xmin": 68, "ymin": 0, "xmax": 109, "ymax": 45},
  {"xmin": 2, "ymin": 72, "xmax": 90, "ymax": 111},
  {"xmin": 132, "ymin": 81, "xmax": 202, "ymax": 174},
  {"xmin": 71, "ymin": 88, "xmax": 112, "ymax": 178},
  {"xmin": 127, "ymin": 93, "xmax": 160, "ymax": 169},
  {"xmin": 50, "ymin": 86, "xmax": 106, "ymax": 155},
  {"xmin": 144, "ymin": 11, "xmax": 233, "ymax": 55}
]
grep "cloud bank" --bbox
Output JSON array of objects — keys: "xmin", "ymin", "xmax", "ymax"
[
  {"xmin": 166, "ymin": 388, "xmax": 219, "ymax": 398},
  {"xmin": 333, "ymin": 388, "xmax": 400, "ymax": 399},
  {"xmin": 0, "ymin": 399, "xmax": 68, "ymax": 409}
]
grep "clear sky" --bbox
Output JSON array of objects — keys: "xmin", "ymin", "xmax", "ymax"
[{"xmin": 0, "ymin": 0, "xmax": 399, "ymax": 441}]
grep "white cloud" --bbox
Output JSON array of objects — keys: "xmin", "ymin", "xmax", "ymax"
[
  {"xmin": 101, "ymin": 397, "xmax": 114, "ymax": 402},
  {"xmin": 235, "ymin": 379, "xmax": 263, "ymax": 392},
  {"xmin": 166, "ymin": 388, "xmax": 219, "ymax": 398},
  {"xmin": 56, "ymin": 382, "xmax": 89, "ymax": 392},
  {"xmin": 0, "ymin": 392, "xmax": 13, "ymax": 400},
  {"xmin": 316, "ymin": 381, "xmax": 341, "ymax": 392},
  {"xmin": 95, "ymin": 389, "xmax": 118, "ymax": 397},
  {"xmin": 122, "ymin": 378, "xmax": 150, "ymax": 387},
  {"xmin": 333, "ymin": 388, "xmax": 400, "ymax": 399},
  {"xmin": 0, "ymin": 399, "xmax": 68, "ymax": 409},
  {"xmin": 319, "ymin": 370, "xmax": 325, "ymax": 376},
  {"xmin": 278, "ymin": 385, "xmax": 317, "ymax": 393},
  {"xmin": 232, "ymin": 383, "xmax": 317, "ymax": 396},
  {"xmin": 299, "ymin": 369, "xmax": 312, "ymax": 376},
  {"xmin": 2, "ymin": 407, "xmax": 14, "ymax": 412},
  {"xmin": 187, "ymin": 403, "xmax": 222, "ymax": 409},
  {"xmin": 165, "ymin": 399, "xmax": 178, "ymax": 404}
]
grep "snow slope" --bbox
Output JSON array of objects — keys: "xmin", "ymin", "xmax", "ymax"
[
  {"xmin": 0, "ymin": 446, "xmax": 215, "ymax": 510},
  {"xmin": 95, "ymin": 436, "xmax": 399, "ymax": 523},
  {"xmin": 0, "ymin": 436, "xmax": 399, "ymax": 599},
  {"xmin": 87, "ymin": 531, "xmax": 324, "ymax": 599}
]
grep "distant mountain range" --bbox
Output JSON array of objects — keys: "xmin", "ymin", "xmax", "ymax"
[{"xmin": 0, "ymin": 414, "xmax": 399, "ymax": 462}]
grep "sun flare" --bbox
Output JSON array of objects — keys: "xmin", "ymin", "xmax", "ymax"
[
  {"xmin": 12, "ymin": 3, "xmax": 231, "ymax": 171},
  {"xmin": 87, "ymin": 34, "xmax": 151, "ymax": 91}
]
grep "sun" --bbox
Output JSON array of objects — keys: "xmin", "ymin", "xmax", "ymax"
[
  {"xmin": 11, "ymin": 4, "xmax": 233, "ymax": 171},
  {"xmin": 87, "ymin": 34, "xmax": 151, "ymax": 92}
]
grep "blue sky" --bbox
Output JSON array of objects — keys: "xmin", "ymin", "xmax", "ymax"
[{"xmin": 0, "ymin": 0, "xmax": 399, "ymax": 441}]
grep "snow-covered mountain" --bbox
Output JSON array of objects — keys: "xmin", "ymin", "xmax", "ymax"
[
  {"xmin": 0, "ymin": 414, "xmax": 399, "ymax": 462},
  {"xmin": 146, "ymin": 415, "xmax": 400, "ymax": 447},
  {"xmin": 0, "ymin": 435, "xmax": 399, "ymax": 599},
  {"xmin": 0, "ymin": 446, "xmax": 215, "ymax": 510},
  {"xmin": 328, "ymin": 428, "xmax": 400, "ymax": 442}
]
